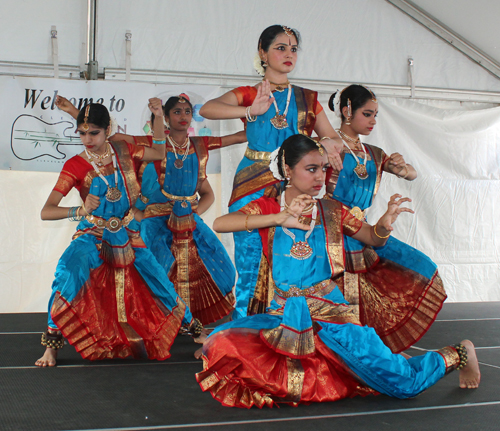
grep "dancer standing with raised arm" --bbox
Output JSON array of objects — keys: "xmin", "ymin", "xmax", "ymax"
[
  {"xmin": 36, "ymin": 100, "xmax": 202, "ymax": 367},
  {"xmin": 326, "ymin": 85, "xmax": 446, "ymax": 353},
  {"xmin": 200, "ymin": 25, "xmax": 342, "ymax": 318},
  {"xmin": 196, "ymin": 134, "xmax": 480, "ymax": 408}
]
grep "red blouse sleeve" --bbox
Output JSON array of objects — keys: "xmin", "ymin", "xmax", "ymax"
[
  {"xmin": 231, "ymin": 86, "xmax": 258, "ymax": 107},
  {"xmin": 53, "ymin": 156, "xmax": 90, "ymax": 196},
  {"xmin": 133, "ymin": 135, "xmax": 153, "ymax": 148},
  {"xmin": 203, "ymin": 136, "xmax": 222, "ymax": 151}
]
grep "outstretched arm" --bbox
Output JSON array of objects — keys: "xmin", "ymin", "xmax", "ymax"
[
  {"xmin": 213, "ymin": 194, "xmax": 314, "ymax": 233},
  {"xmin": 220, "ymin": 130, "xmax": 247, "ymax": 148},
  {"xmin": 199, "ymin": 81, "xmax": 274, "ymax": 120},
  {"xmin": 384, "ymin": 153, "xmax": 418, "ymax": 181},
  {"xmin": 351, "ymin": 194, "xmax": 414, "ymax": 246}
]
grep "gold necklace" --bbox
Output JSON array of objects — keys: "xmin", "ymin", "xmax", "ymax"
[
  {"xmin": 337, "ymin": 130, "xmax": 362, "ymax": 149},
  {"xmin": 167, "ymin": 135, "xmax": 189, "ymax": 149},
  {"xmin": 267, "ymin": 79, "xmax": 290, "ymax": 92},
  {"xmin": 87, "ymin": 143, "xmax": 111, "ymax": 167},
  {"xmin": 283, "ymin": 200, "xmax": 315, "ymax": 214}
]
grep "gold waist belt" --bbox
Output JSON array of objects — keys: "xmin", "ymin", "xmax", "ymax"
[
  {"xmin": 274, "ymin": 279, "xmax": 333, "ymax": 300},
  {"xmin": 86, "ymin": 208, "xmax": 136, "ymax": 233},
  {"xmin": 161, "ymin": 190, "xmax": 197, "ymax": 208},
  {"xmin": 349, "ymin": 206, "xmax": 366, "ymax": 221},
  {"xmin": 244, "ymin": 147, "xmax": 272, "ymax": 162}
]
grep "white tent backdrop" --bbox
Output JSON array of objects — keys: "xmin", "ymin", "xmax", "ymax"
[{"xmin": 0, "ymin": 0, "xmax": 499, "ymax": 312}]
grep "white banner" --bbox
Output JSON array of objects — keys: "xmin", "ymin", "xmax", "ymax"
[{"xmin": 0, "ymin": 76, "xmax": 222, "ymax": 173}]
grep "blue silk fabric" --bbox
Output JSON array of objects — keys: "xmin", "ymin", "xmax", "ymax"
[
  {"xmin": 47, "ymin": 159, "xmax": 192, "ymax": 329},
  {"xmin": 207, "ymin": 223, "xmax": 446, "ymax": 399},
  {"xmin": 137, "ymin": 146, "xmax": 236, "ymax": 323},
  {"xmin": 230, "ymin": 87, "xmax": 302, "ymax": 319},
  {"xmin": 332, "ymin": 149, "xmax": 438, "ymax": 278}
]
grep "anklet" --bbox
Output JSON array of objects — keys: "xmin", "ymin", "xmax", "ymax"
[
  {"xmin": 453, "ymin": 343, "xmax": 468, "ymax": 369},
  {"xmin": 187, "ymin": 318, "xmax": 204, "ymax": 338},
  {"xmin": 41, "ymin": 330, "xmax": 64, "ymax": 349}
]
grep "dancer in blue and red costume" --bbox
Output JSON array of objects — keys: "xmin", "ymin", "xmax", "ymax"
[
  {"xmin": 196, "ymin": 134, "xmax": 480, "ymax": 408},
  {"xmin": 35, "ymin": 100, "xmax": 203, "ymax": 367},
  {"xmin": 200, "ymin": 25, "xmax": 342, "ymax": 319},
  {"xmin": 326, "ymin": 85, "xmax": 446, "ymax": 353}
]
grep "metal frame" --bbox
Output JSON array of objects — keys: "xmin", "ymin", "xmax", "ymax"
[{"xmin": 386, "ymin": 0, "xmax": 500, "ymax": 80}]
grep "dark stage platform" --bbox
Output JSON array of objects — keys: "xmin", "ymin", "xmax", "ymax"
[{"xmin": 1, "ymin": 302, "xmax": 499, "ymax": 431}]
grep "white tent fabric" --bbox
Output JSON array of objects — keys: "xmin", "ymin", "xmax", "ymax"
[
  {"xmin": 0, "ymin": 0, "xmax": 499, "ymax": 312},
  {"xmin": 2, "ymin": 0, "xmax": 500, "ymax": 92}
]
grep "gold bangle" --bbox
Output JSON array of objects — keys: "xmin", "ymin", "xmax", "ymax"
[
  {"xmin": 245, "ymin": 214, "xmax": 253, "ymax": 232},
  {"xmin": 319, "ymin": 136, "xmax": 332, "ymax": 142},
  {"xmin": 373, "ymin": 225, "xmax": 391, "ymax": 239},
  {"xmin": 81, "ymin": 204, "xmax": 89, "ymax": 216}
]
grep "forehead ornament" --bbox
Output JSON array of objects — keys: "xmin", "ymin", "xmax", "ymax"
[
  {"xmin": 82, "ymin": 104, "xmax": 90, "ymax": 131},
  {"xmin": 281, "ymin": 26, "xmax": 294, "ymax": 37}
]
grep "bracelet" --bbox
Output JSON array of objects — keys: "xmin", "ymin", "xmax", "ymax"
[
  {"xmin": 68, "ymin": 206, "xmax": 83, "ymax": 222},
  {"xmin": 245, "ymin": 106, "xmax": 257, "ymax": 122},
  {"xmin": 152, "ymin": 139, "xmax": 166, "ymax": 145},
  {"xmin": 397, "ymin": 165, "xmax": 409, "ymax": 179},
  {"xmin": 319, "ymin": 136, "xmax": 332, "ymax": 142},
  {"xmin": 245, "ymin": 214, "xmax": 253, "ymax": 232},
  {"xmin": 81, "ymin": 204, "xmax": 90, "ymax": 216},
  {"xmin": 453, "ymin": 343, "xmax": 468, "ymax": 370},
  {"xmin": 373, "ymin": 224, "xmax": 391, "ymax": 239}
]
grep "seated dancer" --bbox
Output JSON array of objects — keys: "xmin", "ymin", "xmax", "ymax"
[
  {"xmin": 196, "ymin": 134, "xmax": 480, "ymax": 408},
  {"xmin": 326, "ymin": 85, "xmax": 446, "ymax": 353},
  {"xmin": 36, "ymin": 101, "xmax": 203, "ymax": 367}
]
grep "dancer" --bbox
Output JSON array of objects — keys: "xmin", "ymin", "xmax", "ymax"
[
  {"xmin": 36, "ymin": 101, "xmax": 202, "ymax": 367},
  {"xmin": 196, "ymin": 134, "xmax": 480, "ymax": 408},
  {"xmin": 327, "ymin": 85, "xmax": 446, "ymax": 352},
  {"xmin": 132, "ymin": 95, "xmax": 245, "ymax": 325},
  {"xmin": 199, "ymin": 24, "xmax": 342, "ymax": 318},
  {"xmin": 54, "ymin": 94, "xmax": 245, "ymax": 325}
]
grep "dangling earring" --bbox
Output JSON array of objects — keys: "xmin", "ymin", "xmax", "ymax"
[
  {"xmin": 164, "ymin": 118, "xmax": 170, "ymax": 130},
  {"xmin": 285, "ymin": 177, "xmax": 292, "ymax": 188},
  {"xmin": 262, "ymin": 58, "xmax": 268, "ymax": 68},
  {"xmin": 345, "ymin": 98, "xmax": 352, "ymax": 126}
]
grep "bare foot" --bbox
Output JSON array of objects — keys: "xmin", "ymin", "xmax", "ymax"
[
  {"xmin": 459, "ymin": 339, "xmax": 480, "ymax": 389},
  {"xmin": 194, "ymin": 346, "xmax": 203, "ymax": 359},
  {"xmin": 35, "ymin": 347, "xmax": 57, "ymax": 367},
  {"xmin": 193, "ymin": 332, "xmax": 207, "ymax": 344}
]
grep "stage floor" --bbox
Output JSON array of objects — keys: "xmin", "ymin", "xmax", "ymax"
[{"xmin": 1, "ymin": 302, "xmax": 499, "ymax": 431}]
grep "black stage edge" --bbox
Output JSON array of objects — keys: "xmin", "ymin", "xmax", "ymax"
[{"xmin": 1, "ymin": 302, "xmax": 499, "ymax": 431}]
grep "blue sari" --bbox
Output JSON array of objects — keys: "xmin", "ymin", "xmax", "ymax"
[
  {"xmin": 137, "ymin": 136, "xmax": 235, "ymax": 325},
  {"xmin": 47, "ymin": 141, "xmax": 190, "ymax": 361},
  {"xmin": 196, "ymin": 197, "xmax": 459, "ymax": 408},
  {"xmin": 328, "ymin": 144, "xmax": 447, "ymax": 353},
  {"xmin": 229, "ymin": 85, "xmax": 319, "ymax": 319}
]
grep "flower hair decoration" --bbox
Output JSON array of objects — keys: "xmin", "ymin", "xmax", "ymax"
[
  {"xmin": 332, "ymin": 88, "xmax": 343, "ymax": 118},
  {"xmin": 269, "ymin": 148, "xmax": 284, "ymax": 180},
  {"xmin": 253, "ymin": 52, "xmax": 265, "ymax": 77}
]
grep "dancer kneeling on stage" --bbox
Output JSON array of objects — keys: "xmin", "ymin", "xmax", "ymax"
[
  {"xmin": 36, "ymin": 100, "xmax": 202, "ymax": 367},
  {"xmin": 196, "ymin": 134, "xmax": 480, "ymax": 407}
]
